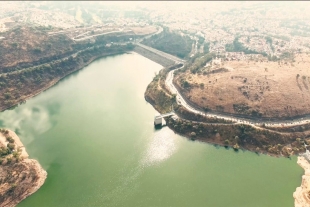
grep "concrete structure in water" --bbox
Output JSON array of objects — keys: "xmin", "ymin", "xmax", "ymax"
[
  {"xmin": 154, "ymin": 115, "xmax": 163, "ymax": 126},
  {"xmin": 154, "ymin": 112, "xmax": 176, "ymax": 126}
]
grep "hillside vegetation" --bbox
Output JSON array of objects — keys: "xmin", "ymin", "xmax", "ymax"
[
  {"xmin": 141, "ymin": 28, "xmax": 194, "ymax": 59},
  {"xmin": 0, "ymin": 26, "xmax": 75, "ymax": 72},
  {"xmin": 0, "ymin": 43, "xmax": 133, "ymax": 111},
  {"xmin": 144, "ymin": 62, "xmax": 310, "ymax": 157},
  {"xmin": 0, "ymin": 25, "xmax": 135, "ymax": 111},
  {"xmin": 174, "ymin": 53, "xmax": 310, "ymax": 119}
]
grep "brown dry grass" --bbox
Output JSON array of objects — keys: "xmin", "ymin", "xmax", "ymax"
[
  {"xmin": 175, "ymin": 53, "xmax": 310, "ymax": 118},
  {"xmin": 0, "ymin": 26, "xmax": 74, "ymax": 69}
]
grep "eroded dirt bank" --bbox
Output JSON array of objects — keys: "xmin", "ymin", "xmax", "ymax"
[{"xmin": 294, "ymin": 156, "xmax": 310, "ymax": 207}]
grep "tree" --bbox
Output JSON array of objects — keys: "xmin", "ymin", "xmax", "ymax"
[
  {"xmin": 200, "ymin": 83, "xmax": 204, "ymax": 89},
  {"xmin": 6, "ymin": 136, "xmax": 14, "ymax": 143},
  {"xmin": 0, "ymin": 147, "xmax": 9, "ymax": 157},
  {"xmin": 182, "ymin": 80, "xmax": 190, "ymax": 88},
  {"xmin": 233, "ymin": 143, "xmax": 240, "ymax": 150},
  {"xmin": 6, "ymin": 157, "xmax": 12, "ymax": 164},
  {"xmin": 171, "ymin": 94, "xmax": 177, "ymax": 102},
  {"xmin": 7, "ymin": 143, "xmax": 15, "ymax": 151},
  {"xmin": 33, "ymin": 48, "xmax": 42, "ymax": 54},
  {"xmin": 4, "ymin": 92, "xmax": 11, "ymax": 100}
]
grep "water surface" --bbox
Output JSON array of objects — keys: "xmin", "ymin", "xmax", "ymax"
[{"xmin": 0, "ymin": 53, "xmax": 302, "ymax": 207}]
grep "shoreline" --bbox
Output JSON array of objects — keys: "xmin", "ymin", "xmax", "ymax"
[
  {"xmin": 0, "ymin": 51, "xmax": 126, "ymax": 113},
  {"xmin": 144, "ymin": 60, "xmax": 310, "ymax": 157},
  {"xmin": 0, "ymin": 51, "xmax": 129, "ymax": 206},
  {"xmin": 143, "ymin": 57, "xmax": 310, "ymax": 206},
  {"xmin": 144, "ymin": 62, "xmax": 308, "ymax": 206},
  {"xmin": 294, "ymin": 156, "xmax": 310, "ymax": 207},
  {"xmin": 0, "ymin": 129, "xmax": 47, "ymax": 207}
]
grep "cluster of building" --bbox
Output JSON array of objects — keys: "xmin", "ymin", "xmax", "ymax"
[
  {"xmin": 2, "ymin": 1, "xmax": 310, "ymax": 59},
  {"xmin": 224, "ymin": 52, "xmax": 264, "ymax": 61},
  {"xmin": 225, "ymin": 52, "xmax": 246, "ymax": 61},
  {"xmin": 103, "ymin": 17, "xmax": 149, "ymax": 27},
  {"xmin": 208, "ymin": 39, "xmax": 233, "ymax": 54},
  {"xmin": 23, "ymin": 9, "xmax": 79, "ymax": 29},
  {"xmin": 239, "ymin": 36, "xmax": 273, "ymax": 55},
  {"xmin": 142, "ymin": 2, "xmax": 310, "ymax": 58},
  {"xmin": 0, "ymin": 23, "xmax": 7, "ymax": 33}
]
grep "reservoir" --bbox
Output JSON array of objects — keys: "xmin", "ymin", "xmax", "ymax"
[{"xmin": 0, "ymin": 52, "xmax": 303, "ymax": 207}]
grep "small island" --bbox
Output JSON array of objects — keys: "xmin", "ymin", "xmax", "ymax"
[{"xmin": 0, "ymin": 129, "xmax": 46, "ymax": 207}]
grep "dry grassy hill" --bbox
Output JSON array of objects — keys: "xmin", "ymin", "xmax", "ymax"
[
  {"xmin": 0, "ymin": 25, "xmax": 135, "ymax": 111},
  {"xmin": 0, "ymin": 26, "xmax": 74, "ymax": 72},
  {"xmin": 175, "ymin": 53, "xmax": 310, "ymax": 118}
]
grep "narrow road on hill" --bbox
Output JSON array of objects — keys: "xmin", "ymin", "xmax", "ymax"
[{"xmin": 165, "ymin": 64, "xmax": 310, "ymax": 128}]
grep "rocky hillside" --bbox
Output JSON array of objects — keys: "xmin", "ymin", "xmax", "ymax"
[
  {"xmin": 0, "ymin": 25, "xmax": 75, "ymax": 73},
  {"xmin": 0, "ymin": 129, "xmax": 47, "ymax": 207},
  {"xmin": 0, "ymin": 24, "xmax": 135, "ymax": 111},
  {"xmin": 0, "ymin": 43, "xmax": 133, "ymax": 111}
]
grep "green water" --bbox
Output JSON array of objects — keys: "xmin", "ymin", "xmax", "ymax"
[{"xmin": 0, "ymin": 53, "xmax": 303, "ymax": 207}]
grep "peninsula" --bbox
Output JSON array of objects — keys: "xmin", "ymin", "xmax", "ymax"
[
  {"xmin": 0, "ymin": 129, "xmax": 47, "ymax": 207},
  {"xmin": 143, "ymin": 47, "xmax": 310, "ymax": 207},
  {"xmin": 144, "ymin": 49, "xmax": 310, "ymax": 158}
]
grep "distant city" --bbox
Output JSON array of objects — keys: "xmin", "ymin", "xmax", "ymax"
[{"xmin": 1, "ymin": 1, "xmax": 310, "ymax": 59}]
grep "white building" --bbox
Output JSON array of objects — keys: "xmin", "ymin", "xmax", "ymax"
[{"xmin": 154, "ymin": 115, "xmax": 162, "ymax": 126}]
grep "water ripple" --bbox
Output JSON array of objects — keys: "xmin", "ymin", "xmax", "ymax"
[{"xmin": 140, "ymin": 128, "xmax": 177, "ymax": 168}]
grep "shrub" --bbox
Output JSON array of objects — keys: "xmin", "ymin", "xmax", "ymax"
[
  {"xmin": 6, "ymin": 137, "xmax": 14, "ymax": 143},
  {"xmin": 7, "ymin": 143, "xmax": 15, "ymax": 151},
  {"xmin": 6, "ymin": 157, "xmax": 12, "ymax": 164},
  {"xmin": 4, "ymin": 92, "xmax": 11, "ymax": 99},
  {"xmin": 233, "ymin": 143, "xmax": 240, "ymax": 150},
  {"xmin": 0, "ymin": 147, "xmax": 9, "ymax": 157},
  {"xmin": 33, "ymin": 48, "xmax": 42, "ymax": 54}
]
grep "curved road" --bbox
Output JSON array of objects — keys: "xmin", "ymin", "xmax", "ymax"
[
  {"xmin": 165, "ymin": 64, "xmax": 310, "ymax": 128},
  {"xmin": 0, "ymin": 42, "xmax": 131, "ymax": 77},
  {"xmin": 73, "ymin": 30, "xmax": 132, "ymax": 41}
]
